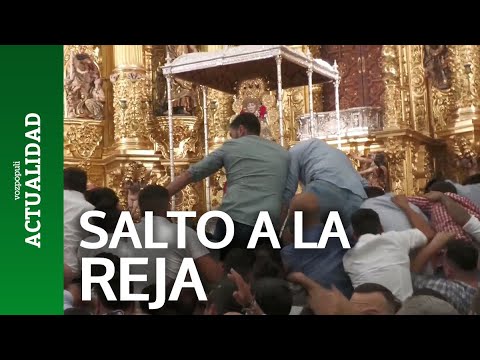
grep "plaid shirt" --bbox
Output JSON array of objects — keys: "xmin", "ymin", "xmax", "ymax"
[
  {"xmin": 408, "ymin": 193, "xmax": 480, "ymax": 242},
  {"xmin": 412, "ymin": 273, "xmax": 477, "ymax": 315}
]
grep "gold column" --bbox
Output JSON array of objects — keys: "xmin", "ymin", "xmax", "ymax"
[
  {"xmin": 379, "ymin": 45, "xmax": 439, "ymax": 195},
  {"xmin": 202, "ymin": 46, "xmax": 234, "ymax": 209},
  {"xmin": 111, "ymin": 45, "xmax": 152, "ymax": 150},
  {"xmin": 382, "ymin": 45, "xmax": 406, "ymax": 129},
  {"xmin": 449, "ymin": 45, "xmax": 480, "ymax": 123},
  {"xmin": 440, "ymin": 46, "xmax": 480, "ymax": 181}
]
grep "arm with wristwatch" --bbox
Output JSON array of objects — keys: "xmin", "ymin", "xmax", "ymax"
[{"xmin": 227, "ymin": 269, "xmax": 265, "ymax": 315}]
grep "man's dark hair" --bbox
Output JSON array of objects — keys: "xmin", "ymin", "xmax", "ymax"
[
  {"xmin": 138, "ymin": 185, "xmax": 169, "ymax": 214},
  {"xmin": 364, "ymin": 186, "xmax": 385, "ymax": 198},
  {"xmin": 85, "ymin": 188, "xmax": 121, "ymax": 233},
  {"xmin": 412, "ymin": 288, "xmax": 449, "ymax": 302},
  {"xmin": 223, "ymin": 248, "xmax": 255, "ymax": 280},
  {"xmin": 94, "ymin": 274, "xmax": 134, "ymax": 312},
  {"xmin": 229, "ymin": 113, "xmax": 261, "ymax": 135},
  {"xmin": 373, "ymin": 153, "xmax": 386, "ymax": 167},
  {"xmin": 463, "ymin": 173, "xmax": 480, "ymax": 185},
  {"xmin": 85, "ymin": 187, "xmax": 119, "ymax": 209},
  {"xmin": 354, "ymin": 283, "xmax": 402, "ymax": 313},
  {"xmin": 64, "ymin": 307, "xmax": 91, "ymax": 315},
  {"xmin": 91, "ymin": 253, "xmax": 121, "ymax": 279},
  {"xmin": 140, "ymin": 283, "xmax": 177, "ymax": 315},
  {"xmin": 351, "ymin": 209, "xmax": 382, "ymax": 237},
  {"xmin": 64, "ymin": 167, "xmax": 88, "ymax": 193},
  {"xmin": 428, "ymin": 181, "xmax": 457, "ymax": 194},
  {"xmin": 425, "ymin": 178, "xmax": 440, "ymax": 193},
  {"xmin": 252, "ymin": 277, "xmax": 293, "ymax": 315},
  {"xmin": 207, "ymin": 278, "xmax": 243, "ymax": 315},
  {"xmin": 252, "ymin": 255, "xmax": 284, "ymax": 280},
  {"xmin": 445, "ymin": 240, "xmax": 479, "ymax": 272}
]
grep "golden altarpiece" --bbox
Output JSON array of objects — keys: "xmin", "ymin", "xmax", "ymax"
[{"xmin": 64, "ymin": 45, "xmax": 480, "ymax": 217}]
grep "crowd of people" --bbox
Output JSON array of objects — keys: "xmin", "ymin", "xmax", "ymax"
[{"xmin": 64, "ymin": 112, "xmax": 480, "ymax": 315}]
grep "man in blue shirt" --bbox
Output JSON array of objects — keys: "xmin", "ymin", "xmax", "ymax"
[
  {"xmin": 281, "ymin": 192, "xmax": 353, "ymax": 298},
  {"xmin": 282, "ymin": 138, "xmax": 367, "ymax": 231}
]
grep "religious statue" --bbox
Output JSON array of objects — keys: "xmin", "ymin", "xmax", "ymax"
[
  {"xmin": 351, "ymin": 152, "xmax": 389, "ymax": 191},
  {"xmin": 64, "ymin": 50, "xmax": 104, "ymax": 119},
  {"xmin": 424, "ymin": 45, "xmax": 451, "ymax": 91},
  {"xmin": 157, "ymin": 45, "xmax": 199, "ymax": 115},
  {"xmin": 241, "ymin": 97, "xmax": 273, "ymax": 140},
  {"xmin": 84, "ymin": 78, "xmax": 105, "ymax": 120}
]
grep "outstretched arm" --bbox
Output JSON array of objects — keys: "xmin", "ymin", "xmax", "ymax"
[
  {"xmin": 166, "ymin": 171, "xmax": 193, "ymax": 197},
  {"xmin": 424, "ymin": 191, "xmax": 471, "ymax": 226},
  {"xmin": 424, "ymin": 191, "xmax": 480, "ymax": 243},
  {"xmin": 287, "ymin": 272, "xmax": 357, "ymax": 315},
  {"xmin": 351, "ymin": 153, "xmax": 374, "ymax": 164},
  {"xmin": 167, "ymin": 146, "xmax": 226, "ymax": 197},
  {"xmin": 359, "ymin": 167, "xmax": 375, "ymax": 175},
  {"xmin": 392, "ymin": 195, "xmax": 436, "ymax": 241},
  {"xmin": 411, "ymin": 231, "xmax": 455, "ymax": 273}
]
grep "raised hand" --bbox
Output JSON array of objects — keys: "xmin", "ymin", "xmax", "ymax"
[
  {"xmin": 227, "ymin": 269, "xmax": 265, "ymax": 315},
  {"xmin": 287, "ymin": 272, "xmax": 355, "ymax": 315},
  {"xmin": 391, "ymin": 194, "xmax": 410, "ymax": 209}
]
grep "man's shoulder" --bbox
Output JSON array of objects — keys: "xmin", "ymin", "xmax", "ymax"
[
  {"xmin": 64, "ymin": 190, "xmax": 94, "ymax": 210},
  {"xmin": 228, "ymin": 136, "xmax": 288, "ymax": 155}
]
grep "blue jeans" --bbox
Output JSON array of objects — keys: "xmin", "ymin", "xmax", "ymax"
[{"xmin": 306, "ymin": 179, "xmax": 364, "ymax": 236}]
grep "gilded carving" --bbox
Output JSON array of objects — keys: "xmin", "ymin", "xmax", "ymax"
[
  {"xmin": 64, "ymin": 46, "xmax": 105, "ymax": 120},
  {"xmin": 159, "ymin": 164, "xmax": 202, "ymax": 212},
  {"xmin": 306, "ymin": 45, "xmax": 321, "ymax": 58},
  {"xmin": 150, "ymin": 116, "xmax": 201, "ymax": 160},
  {"xmin": 409, "ymin": 45, "xmax": 429, "ymax": 133},
  {"xmin": 431, "ymin": 88, "xmax": 454, "ymax": 131},
  {"xmin": 64, "ymin": 122, "xmax": 103, "ymax": 159},
  {"xmin": 447, "ymin": 135, "xmax": 478, "ymax": 180},
  {"xmin": 232, "ymin": 78, "xmax": 282, "ymax": 143},
  {"xmin": 107, "ymin": 161, "xmax": 172, "ymax": 221},
  {"xmin": 87, "ymin": 169, "xmax": 105, "ymax": 189},
  {"xmin": 156, "ymin": 45, "xmax": 200, "ymax": 115},
  {"xmin": 449, "ymin": 45, "xmax": 480, "ymax": 110},
  {"xmin": 414, "ymin": 144, "xmax": 434, "ymax": 194},
  {"xmin": 383, "ymin": 137, "xmax": 406, "ymax": 194},
  {"xmin": 424, "ymin": 45, "xmax": 452, "ymax": 91},
  {"xmin": 382, "ymin": 45, "xmax": 405, "ymax": 129},
  {"xmin": 283, "ymin": 87, "xmax": 305, "ymax": 143},
  {"xmin": 151, "ymin": 45, "xmax": 168, "ymax": 115},
  {"xmin": 143, "ymin": 45, "xmax": 154, "ymax": 112},
  {"xmin": 207, "ymin": 89, "xmax": 234, "ymax": 148},
  {"xmin": 110, "ymin": 70, "xmax": 151, "ymax": 145},
  {"xmin": 174, "ymin": 166, "xmax": 202, "ymax": 212},
  {"xmin": 210, "ymin": 169, "xmax": 227, "ymax": 210}
]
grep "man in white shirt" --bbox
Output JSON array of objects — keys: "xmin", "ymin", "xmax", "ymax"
[
  {"xmin": 446, "ymin": 175, "xmax": 480, "ymax": 208},
  {"xmin": 134, "ymin": 185, "xmax": 223, "ymax": 291},
  {"xmin": 360, "ymin": 192, "xmax": 428, "ymax": 232},
  {"xmin": 343, "ymin": 196, "xmax": 436, "ymax": 301},
  {"xmin": 64, "ymin": 167, "xmax": 94, "ymax": 275}
]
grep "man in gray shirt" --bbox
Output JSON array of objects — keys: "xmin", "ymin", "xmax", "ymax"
[
  {"xmin": 167, "ymin": 113, "xmax": 290, "ymax": 259},
  {"xmin": 446, "ymin": 175, "xmax": 480, "ymax": 208},
  {"xmin": 282, "ymin": 138, "xmax": 367, "ymax": 232}
]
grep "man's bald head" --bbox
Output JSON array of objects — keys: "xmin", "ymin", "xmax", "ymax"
[{"xmin": 290, "ymin": 192, "xmax": 321, "ymax": 226}]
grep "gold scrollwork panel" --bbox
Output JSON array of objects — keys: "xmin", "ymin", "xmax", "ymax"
[{"xmin": 149, "ymin": 116, "xmax": 202, "ymax": 161}]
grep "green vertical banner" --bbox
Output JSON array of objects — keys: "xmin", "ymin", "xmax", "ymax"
[{"xmin": 0, "ymin": 46, "xmax": 63, "ymax": 314}]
